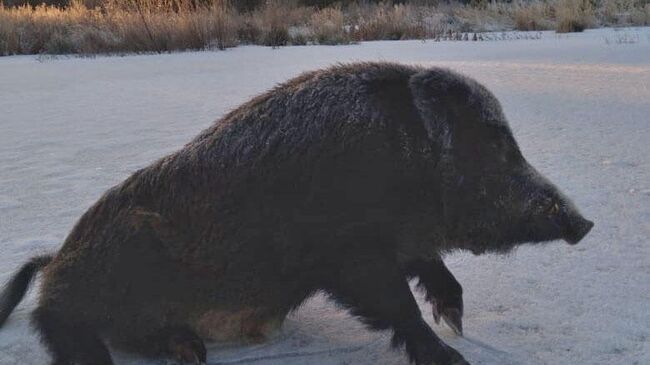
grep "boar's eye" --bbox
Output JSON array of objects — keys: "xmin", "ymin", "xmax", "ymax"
[
  {"xmin": 536, "ymin": 196, "xmax": 556, "ymax": 214},
  {"xmin": 547, "ymin": 201, "xmax": 561, "ymax": 215}
]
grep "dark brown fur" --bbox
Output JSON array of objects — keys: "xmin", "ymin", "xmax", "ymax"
[{"xmin": 0, "ymin": 63, "xmax": 593, "ymax": 365}]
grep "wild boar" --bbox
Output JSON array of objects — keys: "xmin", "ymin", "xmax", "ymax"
[{"xmin": 0, "ymin": 63, "xmax": 593, "ymax": 365}]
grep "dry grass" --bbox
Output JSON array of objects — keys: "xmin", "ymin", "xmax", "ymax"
[
  {"xmin": 242, "ymin": 1, "xmax": 314, "ymax": 46},
  {"xmin": 555, "ymin": 0, "xmax": 595, "ymax": 33},
  {"xmin": 600, "ymin": 0, "xmax": 650, "ymax": 26},
  {"xmin": 513, "ymin": 1, "xmax": 555, "ymax": 31},
  {"xmin": 347, "ymin": 3, "xmax": 431, "ymax": 41},
  {"xmin": 1, "ymin": 0, "xmax": 649, "ymax": 56},
  {"xmin": 0, "ymin": 0, "xmax": 239, "ymax": 55},
  {"xmin": 310, "ymin": 6, "xmax": 350, "ymax": 45},
  {"xmin": 452, "ymin": 1, "xmax": 515, "ymax": 32},
  {"xmin": 631, "ymin": 3, "xmax": 650, "ymax": 25},
  {"xmin": 105, "ymin": 0, "xmax": 239, "ymax": 52}
]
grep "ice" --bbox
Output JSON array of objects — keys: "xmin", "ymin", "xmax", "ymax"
[{"xmin": 1, "ymin": 28, "xmax": 649, "ymax": 364}]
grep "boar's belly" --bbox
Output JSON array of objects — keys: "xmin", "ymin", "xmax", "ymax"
[{"xmin": 193, "ymin": 308, "xmax": 285, "ymax": 343}]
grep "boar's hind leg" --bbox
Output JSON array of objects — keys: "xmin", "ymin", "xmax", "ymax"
[
  {"xmin": 328, "ymin": 255, "xmax": 469, "ymax": 365},
  {"xmin": 32, "ymin": 307, "xmax": 113, "ymax": 365},
  {"xmin": 406, "ymin": 258, "xmax": 464, "ymax": 336},
  {"xmin": 106, "ymin": 209, "xmax": 207, "ymax": 363}
]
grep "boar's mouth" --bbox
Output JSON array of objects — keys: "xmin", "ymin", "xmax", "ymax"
[{"xmin": 562, "ymin": 217, "xmax": 594, "ymax": 245}]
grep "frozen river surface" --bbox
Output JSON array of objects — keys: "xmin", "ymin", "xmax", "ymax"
[{"xmin": 1, "ymin": 28, "xmax": 649, "ymax": 365}]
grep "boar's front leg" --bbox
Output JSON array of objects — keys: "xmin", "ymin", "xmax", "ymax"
[
  {"xmin": 406, "ymin": 258, "xmax": 464, "ymax": 336},
  {"xmin": 328, "ymin": 254, "xmax": 469, "ymax": 365}
]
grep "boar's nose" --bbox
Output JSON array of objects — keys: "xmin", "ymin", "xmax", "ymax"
[{"xmin": 564, "ymin": 217, "xmax": 594, "ymax": 245}]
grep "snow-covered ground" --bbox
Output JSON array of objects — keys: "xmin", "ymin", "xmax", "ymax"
[{"xmin": 1, "ymin": 27, "xmax": 649, "ymax": 365}]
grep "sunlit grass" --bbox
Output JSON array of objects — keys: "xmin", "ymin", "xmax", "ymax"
[{"xmin": 1, "ymin": 0, "xmax": 649, "ymax": 56}]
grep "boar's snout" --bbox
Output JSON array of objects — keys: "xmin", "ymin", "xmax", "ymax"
[
  {"xmin": 563, "ymin": 215, "xmax": 594, "ymax": 245},
  {"xmin": 523, "ymin": 170, "xmax": 594, "ymax": 246}
]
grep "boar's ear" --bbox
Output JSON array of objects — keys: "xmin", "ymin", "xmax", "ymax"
[
  {"xmin": 408, "ymin": 69, "xmax": 476, "ymax": 226},
  {"xmin": 408, "ymin": 68, "xmax": 475, "ymax": 149},
  {"xmin": 408, "ymin": 69, "xmax": 481, "ymax": 200}
]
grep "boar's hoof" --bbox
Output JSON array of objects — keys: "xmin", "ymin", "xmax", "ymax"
[
  {"xmin": 440, "ymin": 308, "xmax": 463, "ymax": 337},
  {"xmin": 165, "ymin": 327, "xmax": 207, "ymax": 365},
  {"xmin": 432, "ymin": 297, "xmax": 464, "ymax": 336}
]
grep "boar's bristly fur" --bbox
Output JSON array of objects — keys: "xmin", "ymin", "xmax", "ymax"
[{"xmin": 0, "ymin": 63, "xmax": 592, "ymax": 365}]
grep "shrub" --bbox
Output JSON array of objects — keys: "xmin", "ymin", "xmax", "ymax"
[
  {"xmin": 513, "ymin": 0, "xmax": 554, "ymax": 30},
  {"xmin": 245, "ymin": 1, "xmax": 312, "ymax": 46},
  {"xmin": 310, "ymin": 6, "xmax": 351, "ymax": 44},
  {"xmin": 452, "ymin": 1, "xmax": 515, "ymax": 32},
  {"xmin": 627, "ymin": 2, "xmax": 650, "ymax": 25},
  {"xmin": 1, "ymin": 0, "xmax": 649, "ymax": 56},
  {"xmin": 349, "ymin": 2, "xmax": 428, "ymax": 41},
  {"xmin": 555, "ymin": 0, "xmax": 595, "ymax": 33},
  {"xmin": 0, "ymin": 0, "xmax": 238, "ymax": 55}
]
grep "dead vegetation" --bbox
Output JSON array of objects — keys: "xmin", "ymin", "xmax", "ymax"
[
  {"xmin": 0, "ymin": 0, "xmax": 240, "ymax": 54},
  {"xmin": 1, "ymin": 0, "xmax": 649, "ymax": 56}
]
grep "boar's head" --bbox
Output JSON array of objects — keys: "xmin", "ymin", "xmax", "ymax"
[{"xmin": 409, "ymin": 69, "xmax": 593, "ymax": 254}]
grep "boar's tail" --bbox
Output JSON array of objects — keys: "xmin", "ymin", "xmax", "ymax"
[{"xmin": 0, "ymin": 254, "xmax": 54, "ymax": 327}]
